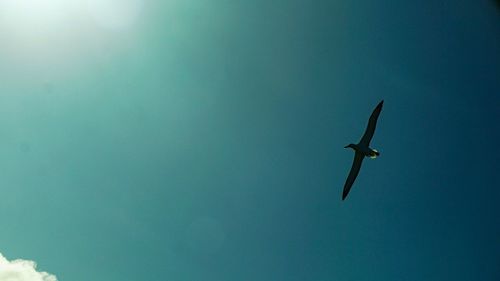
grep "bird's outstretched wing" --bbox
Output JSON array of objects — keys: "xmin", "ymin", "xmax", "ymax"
[
  {"xmin": 359, "ymin": 100, "xmax": 384, "ymax": 146},
  {"xmin": 342, "ymin": 151, "xmax": 364, "ymax": 200}
]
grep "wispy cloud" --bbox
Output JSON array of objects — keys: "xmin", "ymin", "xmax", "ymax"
[{"xmin": 0, "ymin": 253, "xmax": 57, "ymax": 281}]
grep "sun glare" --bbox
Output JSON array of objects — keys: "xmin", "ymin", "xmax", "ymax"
[
  {"xmin": 87, "ymin": 0, "xmax": 144, "ymax": 30},
  {"xmin": 0, "ymin": 0, "xmax": 143, "ymax": 31},
  {"xmin": 0, "ymin": 0, "xmax": 72, "ymax": 30},
  {"xmin": 0, "ymin": 0, "xmax": 144, "ymax": 65}
]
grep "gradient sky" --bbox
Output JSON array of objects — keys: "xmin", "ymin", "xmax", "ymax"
[{"xmin": 0, "ymin": 1, "xmax": 499, "ymax": 280}]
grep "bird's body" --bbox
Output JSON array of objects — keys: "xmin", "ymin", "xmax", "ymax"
[
  {"xmin": 342, "ymin": 100, "xmax": 384, "ymax": 200},
  {"xmin": 345, "ymin": 143, "xmax": 379, "ymax": 158}
]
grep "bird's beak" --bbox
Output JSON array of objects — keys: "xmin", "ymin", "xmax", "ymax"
[{"xmin": 344, "ymin": 145, "xmax": 349, "ymax": 148}]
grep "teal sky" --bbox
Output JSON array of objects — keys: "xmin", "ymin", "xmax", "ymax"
[{"xmin": 0, "ymin": 1, "xmax": 499, "ymax": 280}]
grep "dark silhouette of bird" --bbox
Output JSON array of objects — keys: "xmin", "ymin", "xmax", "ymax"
[{"xmin": 342, "ymin": 100, "xmax": 384, "ymax": 200}]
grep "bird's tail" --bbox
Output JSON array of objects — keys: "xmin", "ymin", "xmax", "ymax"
[{"xmin": 369, "ymin": 149, "xmax": 380, "ymax": 159}]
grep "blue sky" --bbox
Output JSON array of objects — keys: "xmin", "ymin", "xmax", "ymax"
[{"xmin": 0, "ymin": 1, "xmax": 498, "ymax": 280}]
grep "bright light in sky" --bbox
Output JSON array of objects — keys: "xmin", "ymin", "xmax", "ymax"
[
  {"xmin": 0, "ymin": 0, "xmax": 143, "ymax": 31},
  {"xmin": 0, "ymin": 0, "xmax": 72, "ymax": 30},
  {"xmin": 0, "ymin": 0, "xmax": 144, "ymax": 64},
  {"xmin": 87, "ymin": 0, "xmax": 144, "ymax": 31}
]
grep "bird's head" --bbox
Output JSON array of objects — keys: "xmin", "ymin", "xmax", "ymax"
[{"xmin": 344, "ymin": 144, "xmax": 355, "ymax": 150}]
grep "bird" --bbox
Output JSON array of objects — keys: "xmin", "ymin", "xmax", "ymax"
[{"xmin": 342, "ymin": 100, "xmax": 384, "ymax": 200}]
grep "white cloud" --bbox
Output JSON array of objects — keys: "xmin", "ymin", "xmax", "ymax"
[{"xmin": 0, "ymin": 253, "xmax": 57, "ymax": 281}]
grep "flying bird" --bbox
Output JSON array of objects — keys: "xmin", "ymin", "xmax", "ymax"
[{"xmin": 342, "ymin": 100, "xmax": 384, "ymax": 200}]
